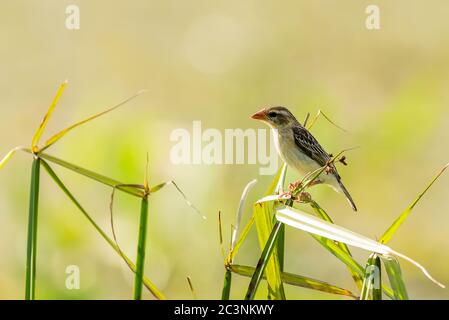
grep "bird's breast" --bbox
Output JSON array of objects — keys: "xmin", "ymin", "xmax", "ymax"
[{"xmin": 272, "ymin": 128, "xmax": 321, "ymax": 177}]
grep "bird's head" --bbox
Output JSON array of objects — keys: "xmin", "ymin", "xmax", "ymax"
[{"xmin": 251, "ymin": 106, "xmax": 298, "ymax": 129}]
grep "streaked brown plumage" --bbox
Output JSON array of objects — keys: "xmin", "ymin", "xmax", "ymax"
[{"xmin": 251, "ymin": 106, "xmax": 357, "ymax": 211}]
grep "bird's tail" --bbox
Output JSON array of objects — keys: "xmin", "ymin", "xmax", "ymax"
[{"xmin": 337, "ymin": 180, "xmax": 357, "ymax": 212}]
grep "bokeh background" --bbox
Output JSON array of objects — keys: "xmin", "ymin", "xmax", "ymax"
[{"xmin": 1, "ymin": 0, "xmax": 448, "ymax": 299}]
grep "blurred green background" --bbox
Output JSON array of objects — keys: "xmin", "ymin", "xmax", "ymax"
[{"xmin": 1, "ymin": 0, "xmax": 448, "ymax": 299}]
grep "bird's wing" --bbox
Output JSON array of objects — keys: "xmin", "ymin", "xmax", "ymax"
[{"xmin": 292, "ymin": 125, "xmax": 336, "ymax": 172}]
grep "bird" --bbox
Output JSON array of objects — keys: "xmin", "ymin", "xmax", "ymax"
[{"xmin": 251, "ymin": 106, "xmax": 357, "ymax": 211}]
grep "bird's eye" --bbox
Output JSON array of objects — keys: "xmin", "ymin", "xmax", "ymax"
[{"xmin": 268, "ymin": 111, "xmax": 277, "ymax": 118}]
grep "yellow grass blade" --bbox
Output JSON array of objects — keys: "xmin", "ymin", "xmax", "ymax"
[
  {"xmin": 31, "ymin": 81, "xmax": 67, "ymax": 152},
  {"xmin": 0, "ymin": 146, "xmax": 26, "ymax": 170},
  {"xmin": 41, "ymin": 89, "xmax": 146, "ymax": 151},
  {"xmin": 307, "ymin": 109, "xmax": 347, "ymax": 133},
  {"xmin": 231, "ymin": 264, "xmax": 357, "ymax": 299},
  {"xmin": 231, "ymin": 179, "xmax": 257, "ymax": 250},
  {"xmin": 253, "ymin": 201, "xmax": 285, "ymax": 299},
  {"xmin": 228, "ymin": 216, "xmax": 255, "ymax": 263},
  {"xmin": 380, "ymin": 163, "xmax": 449, "ymax": 244}
]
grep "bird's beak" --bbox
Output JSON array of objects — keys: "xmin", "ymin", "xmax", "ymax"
[{"xmin": 251, "ymin": 108, "xmax": 267, "ymax": 120}]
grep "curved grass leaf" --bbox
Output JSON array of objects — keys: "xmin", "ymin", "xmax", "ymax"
[
  {"xmin": 40, "ymin": 160, "xmax": 166, "ymax": 300},
  {"xmin": 41, "ymin": 90, "xmax": 146, "ymax": 152},
  {"xmin": 228, "ymin": 216, "xmax": 255, "ymax": 264},
  {"xmin": 382, "ymin": 255, "xmax": 409, "ymax": 300},
  {"xmin": 231, "ymin": 264, "xmax": 357, "ymax": 299},
  {"xmin": 266, "ymin": 163, "xmax": 287, "ymax": 196},
  {"xmin": 0, "ymin": 146, "xmax": 26, "ymax": 170},
  {"xmin": 306, "ymin": 109, "xmax": 347, "ymax": 133},
  {"xmin": 231, "ymin": 179, "xmax": 257, "ymax": 250},
  {"xmin": 311, "ymin": 231, "xmax": 395, "ymax": 299},
  {"xmin": 222, "ymin": 179, "xmax": 257, "ymax": 300},
  {"xmin": 31, "ymin": 81, "xmax": 67, "ymax": 152},
  {"xmin": 274, "ymin": 163, "xmax": 288, "ymax": 194},
  {"xmin": 360, "ymin": 253, "xmax": 382, "ymax": 300},
  {"xmin": 309, "ymin": 201, "xmax": 363, "ymax": 288},
  {"xmin": 306, "ymin": 201, "xmax": 393, "ymax": 297},
  {"xmin": 380, "ymin": 163, "xmax": 449, "ymax": 244},
  {"xmin": 276, "ymin": 205, "xmax": 445, "ymax": 288},
  {"xmin": 257, "ymin": 196, "xmax": 394, "ymax": 297}
]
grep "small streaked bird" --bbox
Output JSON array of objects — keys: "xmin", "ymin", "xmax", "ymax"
[{"xmin": 251, "ymin": 106, "xmax": 357, "ymax": 211}]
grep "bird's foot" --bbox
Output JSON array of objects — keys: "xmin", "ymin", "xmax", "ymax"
[
  {"xmin": 297, "ymin": 191, "xmax": 312, "ymax": 203},
  {"xmin": 324, "ymin": 165, "xmax": 333, "ymax": 175},
  {"xmin": 289, "ymin": 180, "xmax": 302, "ymax": 192}
]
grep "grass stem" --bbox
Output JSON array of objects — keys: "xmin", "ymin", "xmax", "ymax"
[
  {"xmin": 221, "ymin": 269, "xmax": 232, "ymax": 300},
  {"xmin": 245, "ymin": 221, "xmax": 283, "ymax": 300},
  {"xmin": 134, "ymin": 195, "xmax": 149, "ymax": 300},
  {"xmin": 41, "ymin": 160, "xmax": 166, "ymax": 299},
  {"xmin": 25, "ymin": 157, "xmax": 40, "ymax": 300}
]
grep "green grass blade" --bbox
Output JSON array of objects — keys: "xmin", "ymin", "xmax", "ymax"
[
  {"xmin": 36, "ymin": 151, "xmax": 144, "ymax": 197},
  {"xmin": 371, "ymin": 255, "xmax": 382, "ymax": 300},
  {"xmin": 245, "ymin": 220, "xmax": 284, "ymax": 300},
  {"xmin": 382, "ymin": 255, "xmax": 409, "ymax": 300},
  {"xmin": 276, "ymin": 205, "xmax": 394, "ymax": 257},
  {"xmin": 25, "ymin": 158, "xmax": 41, "ymax": 300},
  {"xmin": 312, "ymin": 235, "xmax": 394, "ymax": 300},
  {"xmin": 275, "ymin": 205, "xmax": 394, "ymax": 298},
  {"xmin": 31, "ymin": 81, "xmax": 67, "ymax": 152},
  {"xmin": 310, "ymin": 201, "xmax": 363, "ymax": 288},
  {"xmin": 309, "ymin": 201, "xmax": 351, "ymax": 253},
  {"xmin": 248, "ymin": 165, "xmax": 287, "ymax": 300},
  {"xmin": 313, "ymin": 234, "xmax": 364, "ymax": 277},
  {"xmin": 134, "ymin": 196, "xmax": 149, "ymax": 300},
  {"xmin": 277, "ymin": 223, "xmax": 285, "ymax": 272},
  {"xmin": 271, "ymin": 164, "xmax": 287, "ymax": 283},
  {"xmin": 360, "ymin": 253, "xmax": 382, "ymax": 300},
  {"xmin": 221, "ymin": 269, "xmax": 232, "ymax": 300},
  {"xmin": 277, "ymin": 205, "xmax": 444, "ymax": 288},
  {"xmin": 253, "ymin": 201, "xmax": 285, "ymax": 299},
  {"xmin": 231, "ymin": 264, "xmax": 357, "ymax": 299},
  {"xmin": 40, "ymin": 160, "xmax": 166, "ymax": 299},
  {"xmin": 380, "ymin": 163, "xmax": 449, "ymax": 244}
]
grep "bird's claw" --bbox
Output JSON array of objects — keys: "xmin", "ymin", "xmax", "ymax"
[
  {"xmin": 297, "ymin": 191, "xmax": 312, "ymax": 203},
  {"xmin": 289, "ymin": 180, "xmax": 302, "ymax": 192}
]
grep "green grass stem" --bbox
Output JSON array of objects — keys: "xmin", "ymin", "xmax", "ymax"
[
  {"xmin": 245, "ymin": 221, "xmax": 283, "ymax": 300},
  {"xmin": 221, "ymin": 269, "xmax": 232, "ymax": 300},
  {"xmin": 40, "ymin": 160, "xmax": 165, "ymax": 299},
  {"xmin": 25, "ymin": 157, "xmax": 40, "ymax": 300},
  {"xmin": 133, "ymin": 195, "xmax": 149, "ymax": 300}
]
